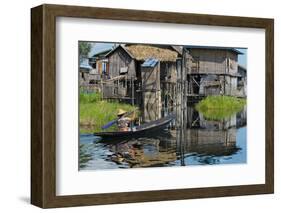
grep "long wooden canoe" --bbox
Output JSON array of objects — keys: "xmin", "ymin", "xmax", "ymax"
[{"xmin": 94, "ymin": 113, "xmax": 175, "ymax": 140}]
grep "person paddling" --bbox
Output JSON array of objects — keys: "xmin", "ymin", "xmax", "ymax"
[{"xmin": 117, "ymin": 109, "xmax": 133, "ymax": 131}]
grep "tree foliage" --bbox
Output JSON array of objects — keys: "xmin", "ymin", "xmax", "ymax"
[{"xmin": 79, "ymin": 42, "xmax": 92, "ymax": 57}]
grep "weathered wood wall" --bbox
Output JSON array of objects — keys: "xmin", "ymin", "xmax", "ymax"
[
  {"xmin": 79, "ymin": 71, "xmax": 101, "ymax": 93},
  {"xmin": 160, "ymin": 62, "xmax": 177, "ymax": 83},
  {"xmin": 186, "ymin": 49, "xmax": 238, "ymax": 75},
  {"xmin": 185, "ymin": 49, "xmax": 240, "ymax": 96},
  {"xmin": 96, "ymin": 60, "xmax": 103, "ymax": 74},
  {"xmin": 141, "ymin": 63, "xmax": 161, "ymax": 122},
  {"xmin": 227, "ymin": 51, "xmax": 238, "ymax": 75},
  {"xmin": 107, "ymin": 47, "xmax": 136, "ymax": 78}
]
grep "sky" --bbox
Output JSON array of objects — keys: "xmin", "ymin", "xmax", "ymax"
[
  {"xmin": 237, "ymin": 48, "xmax": 247, "ymax": 68},
  {"xmin": 87, "ymin": 42, "xmax": 247, "ymax": 68},
  {"xmin": 88, "ymin": 42, "xmax": 114, "ymax": 56}
]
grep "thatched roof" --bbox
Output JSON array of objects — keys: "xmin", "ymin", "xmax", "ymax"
[{"xmin": 125, "ymin": 45, "xmax": 179, "ymax": 62}]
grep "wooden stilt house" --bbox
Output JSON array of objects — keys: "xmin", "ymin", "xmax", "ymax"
[
  {"xmin": 102, "ymin": 44, "xmax": 182, "ymax": 118},
  {"xmin": 184, "ymin": 46, "xmax": 245, "ymax": 97}
]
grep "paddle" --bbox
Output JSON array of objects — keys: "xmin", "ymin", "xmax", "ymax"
[
  {"xmin": 101, "ymin": 111, "xmax": 134, "ymax": 130},
  {"xmin": 101, "ymin": 119, "xmax": 118, "ymax": 130}
]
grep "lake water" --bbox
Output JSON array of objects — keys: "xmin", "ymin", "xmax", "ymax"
[{"xmin": 79, "ymin": 106, "xmax": 247, "ymax": 170}]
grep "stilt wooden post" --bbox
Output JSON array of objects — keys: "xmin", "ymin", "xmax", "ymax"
[
  {"xmin": 101, "ymin": 78, "xmax": 103, "ymax": 100},
  {"xmin": 132, "ymin": 76, "xmax": 134, "ymax": 106}
]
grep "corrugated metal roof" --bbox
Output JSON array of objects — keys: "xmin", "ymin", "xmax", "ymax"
[
  {"xmin": 80, "ymin": 64, "xmax": 93, "ymax": 70},
  {"xmin": 141, "ymin": 58, "xmax": 159, "ymax": 67},
  {"xmin": 80, "ymin": 58, "xmax": 93, "ymax": 70}
]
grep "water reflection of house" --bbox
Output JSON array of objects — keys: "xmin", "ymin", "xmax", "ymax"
[
  {"xmin": 185, "ymin": 105, "xmax": 246, "ymax": 130},
  {"xmin": 109, "ymin": 124, "xmax": 240, "ymax": 167},
  {"xmin": 186, "ymin": 128, "xmax": 238, "ymax": 156},
  {"xmin": 236, "ymin": 106, "xmax": 247, "ymax": 127},
  {"xmin": 108, "ymin": 107, "xmax": 247, "ymax": 167},
  {"xmin": 168, "ymin": 127, "xmax": 239, "ymax": 158},
  {"xmin": 184, "ymin": 46, "xmax": 247, "ymax": 97},
  {"xmin": 174, "ymin": 106, "xmax": 246, "ymax": 157}
]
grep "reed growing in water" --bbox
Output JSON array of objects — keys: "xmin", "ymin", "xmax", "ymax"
[
  {"xmin": 80, "ymin": 92, "xmax": 139, "ymax": 133},
  {"xmin": 195, "ymin": 96, "xmax": 246, "ymax": 120}
]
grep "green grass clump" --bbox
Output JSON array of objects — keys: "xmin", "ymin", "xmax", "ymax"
[
  {"xmin": 79, "ymin": 92, "xmax": 101, "ymax": 104},
  {"xmin": 195, "ymin": 95, "xmax": 246, "ymax": 120},
  {"xmin": 80, "ymin": 92, "xmax": 139, "ymax": 133}
]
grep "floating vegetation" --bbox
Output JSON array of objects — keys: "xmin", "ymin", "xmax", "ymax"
[{"xmin": 195, "ymin": 96, "xmax": 246, "ymax": 120}]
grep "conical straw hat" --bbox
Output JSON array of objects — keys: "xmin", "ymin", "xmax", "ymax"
[{"xmin": 117, "ymin": 109, "xmax": 127, "ymax": 116}]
